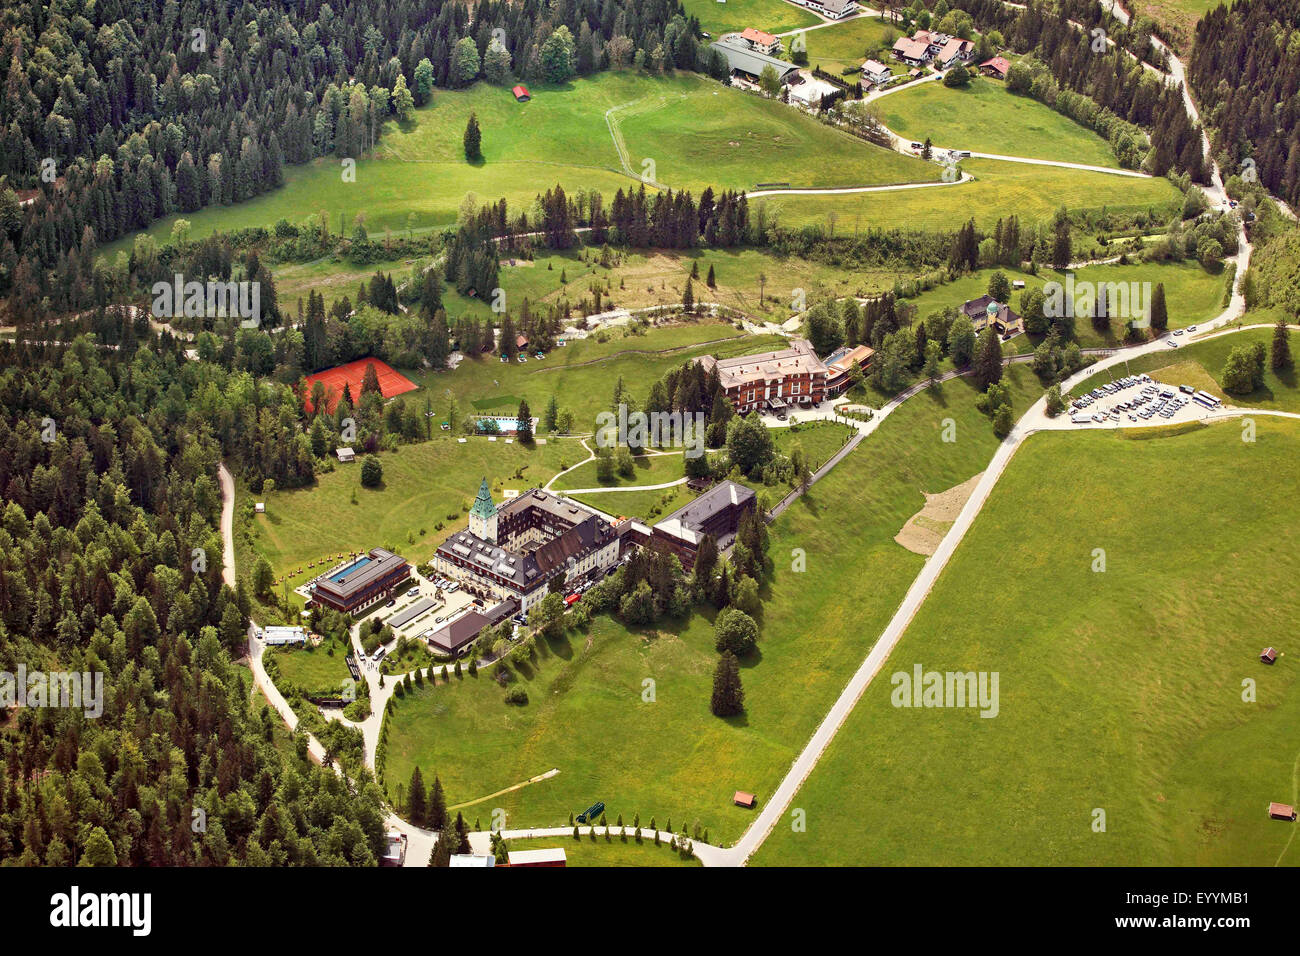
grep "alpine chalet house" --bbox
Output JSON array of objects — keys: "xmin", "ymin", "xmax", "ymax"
[
  {"xmin": 739, "ymin": 27, "xmax": 783, "ymax": 56},
  {"xmin": 697, "ymin": 338, "xmax": 830, "ymax": 415}
]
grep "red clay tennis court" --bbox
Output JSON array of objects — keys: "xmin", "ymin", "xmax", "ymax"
[{"xmin": 303, "ymin": 358, "xmax": 418, "ymax": 414}]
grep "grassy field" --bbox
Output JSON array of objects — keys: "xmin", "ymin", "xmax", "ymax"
[
  {"xmin": 682, "ymin": 0, "xmax": 822, "ymax": 35},
  {"xmin": 1069, "ymin": 322, "xmax": 1298, "ymax": 411},
  {"xmin": 902, "ymin": 260, "xmax": 1227, "ymax": 348},
  {"xmin": 564, "ymin": 421, "xmax": 855, "ymax": 520},
  {"xmin": 273, "ymin": 254, "xmax": 431, "ymax": 316},
  {"xmin": 771, "ymin": 419, "xmax": 855, "ymax": 470},
  {"xmin": 754, "ymin": 418, "xmax": 1300, "ymax": 865},
  {"xmin": 103, "ymin": 72, "xmax": 935, "ymax": 258},
  {"xmin": 503, "ymin": 833, "xmax": 702, "ymax": 866},
  {"xmin": 755, "ymin": 158, "xmax": 1183, "ymax": 233},
  {"xmin": 408, "ymin": 321, "xmax": 788, "ymax": 431},
  {"xmin": 792, "ymin": 17, "xmax": 896, "ymax": 74},
  {"xmin": 443, "ymin": 246, "xmax": 903, "ymax": 322},
  {"xmin": 570, "ymin": 484, "xmax": 693, "ymax": 521},
  {"xmin": 551, "ymin": 451, "xmax": 685, "ymax": 491},
  {"xmin": 270, "ymin": 630, "xmax": 353, "ymax": 696},
  {"xmin": 381, "ymin": 364, "xmax": 1047, "ymax": 844},
  {"xmin": 453, "ymin": 249, "xmax": 859, "ymax": 321},
  {"xmin": 880, "ymin": 77, "xmax": 1120, "ymax": 168},
  {"xmin": 1128, "ymin": 0, "xmax": 1227, "ymax": 50}
]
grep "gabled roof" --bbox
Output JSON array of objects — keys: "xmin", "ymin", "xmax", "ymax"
[
  {"xmin": 740, "ymin": 28, "xmax": 778, "ymax": 46},
  {"xmin": 710, "ymin": 38, "xmax": 800, "ymax": 78},
  {"xmin": 980, "ymin": 56, "xmax": 1011, "ymax": 76},
  {"xmin": 892, "ymin": 37, "xmax": 932, "ymax": 61},
  {"xmin": 938, "ymin": 37, "xmax": 971, "ymax": 61},
  {"xmin": 654, "ymin": 480, "xmax": 756, "ymax": 544}
]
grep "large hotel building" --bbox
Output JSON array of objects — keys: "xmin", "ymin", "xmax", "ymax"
[
  {"xmin": 309, "ymin": 548, "xmax": 412, "ymax": 614},
  {"xmin": 698, "ymin": 338, "xmax": 872, "ymax": 415},
  {"xmin": 433, "ymin": 480, "xmax": 622, "ymax": 614}
]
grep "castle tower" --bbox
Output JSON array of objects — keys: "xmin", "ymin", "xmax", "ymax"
[{"xmin": 468, "ymin": 476, "xmax": 498, "ymax": 544}]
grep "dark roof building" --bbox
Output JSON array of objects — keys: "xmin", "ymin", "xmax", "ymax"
[
  {"xmin": 310, "ymin": 548, "xmax": 411, "ymax": 614},
  {"xmin": 961, "ymin": 295, "xmax": 1024, "ymax": 338},
  {"xmin": 435, "ymin": 485, "xmax": 622, "ymax": 615},
  {"xmin": 428, "ymin": 599, "xmax": 516, "ymax": 656},
  {"xmin": 649, "ymin": 480, "xmax": 757, "ymax": 569},
  {"xmin": 710, "ymin": 37, "xmax": 800, "ymax": 84}
]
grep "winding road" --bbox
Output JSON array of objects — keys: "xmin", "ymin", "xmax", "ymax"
[{"xmin": 215, "ymin": 5, "xmax": 1293, "ymax": 867}]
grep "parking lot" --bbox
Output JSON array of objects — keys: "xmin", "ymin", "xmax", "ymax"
[
  {"xmin": 1068, "ymin": 373, "xmax": 1223, "ymax": 428},
  {"xmin": 378, "ymin": 575, "xmax": 478, "ymax": 643}
]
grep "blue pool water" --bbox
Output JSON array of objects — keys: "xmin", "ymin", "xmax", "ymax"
[{"xmin": 328, "ymin": 556, "xmax": 372, "ymax": 582}]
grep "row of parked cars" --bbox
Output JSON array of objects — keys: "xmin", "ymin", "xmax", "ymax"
[{"xmin": 1071, "ymin": 374, "xmax": 1219, "ymax": 424}]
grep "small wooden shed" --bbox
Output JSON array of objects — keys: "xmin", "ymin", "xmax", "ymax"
[
  {"xmin": 1261, "ymin": 647, "xmax": 1278, "ymax": 664},
  {"xmin": 512, "ymin": 84, "xmax": 531, "ymax": 102},
  {"xmin": 1268, "ymin": 802, "xmax": 1296, "ymax": 821},
  {"xmin": 733, "ymin": 790, "xmax": 756, "ymax": 809}
]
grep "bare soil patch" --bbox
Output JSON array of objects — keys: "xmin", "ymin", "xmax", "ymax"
[{"xmin": 894, "ymin": 472, "xmax": 983, "ymax": 556}]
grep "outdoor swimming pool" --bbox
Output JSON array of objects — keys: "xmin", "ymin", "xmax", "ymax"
[
  {"xmin": 328, "ymin": 556, "xmax": 372, "ymax": 582},
  {"xmin": 473, "ymin": 415, "xmax": 537, "ymax": 433}
]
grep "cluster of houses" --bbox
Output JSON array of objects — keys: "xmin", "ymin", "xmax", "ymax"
[
  {"xmin": 889, "ymin": 29, "xmax": 1010, "ymax": 79},
  {"xmin": 891, "ymin": 30, "xmax": 975, "ymax": 69}
]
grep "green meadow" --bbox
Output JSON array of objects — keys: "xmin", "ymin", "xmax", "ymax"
[
  {"xmin": 795, "ymin": 17, "xmax": 897, "ymax": 74},
  {"xmin": 756, "ymin": 158, "xmax": 1183, "ymax": 233},
  {"xmin": 681, "ymin": 0, "xmax": 822, "ymax": 35},
  {"xmin": 504, "ymin": 834, "xmax": 703, "ymax": 866},
  {"xmin": 881, "ymin": 76, "xmax": 1122, "ymax": 168},
  {"xmin": 104, "ymin": 71, "xmax": 935, "ymax": 257},
  {"xmin": 551, "ymin": 452, "xmax": 686, "ymax": 492},
  {"xmin": 407, "ymin": 321, "xmax": 789, "ymax": 430},
  {"xmin": 754, "ymin": 417, "xmax": 1300, "ymax": 865},
  {"xmin": 380, "ymin": 364, "xmax": 1046, "ymax": 844},
  {"xmin": 570, "ymin": 484, "xmax": 694, "ymax": 521},
  {"xmin": 901, "ymin": 260, "xmax": 1227, "ymax": 347},
  {"xmin": 447, "ymin": 246, "xmax": 902, "ymax": 322}
]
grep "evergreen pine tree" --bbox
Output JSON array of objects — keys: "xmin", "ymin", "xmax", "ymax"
[
  {"xmin": 428, "ymin": 775, "xmax": 448, "ymax": 831},
  {"xmin": 464, "ymin": 113, "xmax": 482, "ymax": 162},
  {"xmin": 408, "ymin": 767, "xmax": 427, "ymax": 824},
  {"xmin": 1149, "ymin": 282, "xmax": 1168, "ymax": 333},
  {"xmin": 711, "ymin": 651, "xmax": 745, "ymax": 716},
  {"xmin": 1272, "ymin": 317, "xmax": 1292, "ymax": 370}
]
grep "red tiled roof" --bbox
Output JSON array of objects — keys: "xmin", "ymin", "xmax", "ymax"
[{"xmin": 740, "ymin": 27, "xmax": 778, "ymax": 45}]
